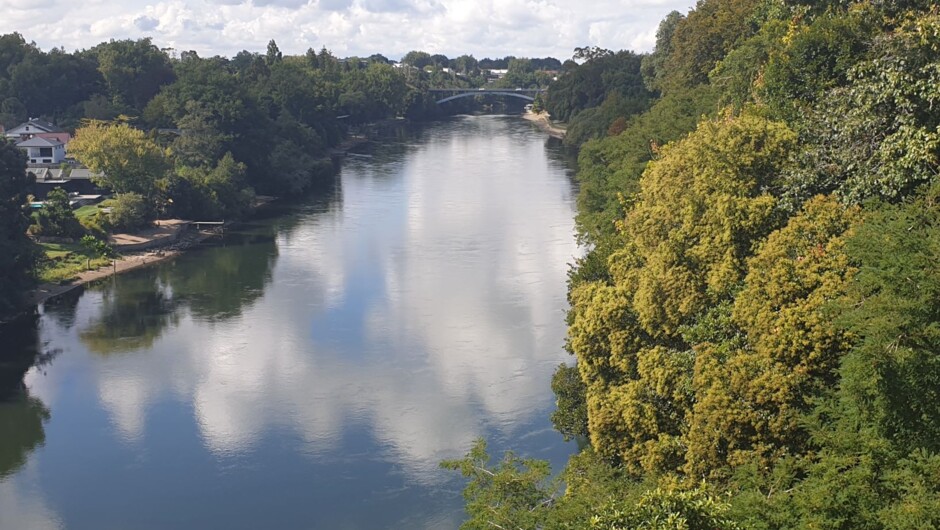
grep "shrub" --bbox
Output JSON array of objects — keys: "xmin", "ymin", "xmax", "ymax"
[
  {"xmin": 35, "ymin": 187, "xmax": 84, "ymax": 238},
  {"xmin": 108, "ymin": 192, "xmax": 152, "ymax": 233}
]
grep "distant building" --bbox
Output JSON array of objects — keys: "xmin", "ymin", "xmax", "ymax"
[
  {"xmin": 35, "ymin": 131, "xmax": 72, "ymax": 146},
  {"xmin": 27, "ymin": 166, "xmax": 104, "ymax": 199},
  {"xmin": 5, "ymin": 118, "xmax": 64, "ymax": 140},
  {"xmin": 17, "ymin": 136, "xmax": 67, "ymax": 164}
]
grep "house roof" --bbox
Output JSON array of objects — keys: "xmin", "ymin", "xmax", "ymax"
[
  {"xmin": 36, "ymin": 132, "xmax": 71, "ymax": 144},
  {"xmin": 27, "ymin": 167, "xmax": 101, "ymax": 181},
  {"xmin": 16, "ymin": 137, "xmax": 64, "ymax": 148},
  {"xmin": 68, "ymin": 168, "xmax": 101, "ymax": 180},
  {"xmin": 7, "ymin": 118, "xmax": 64, "ymax": 135}
]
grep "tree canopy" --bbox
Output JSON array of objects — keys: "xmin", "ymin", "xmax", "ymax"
[
  {"xmin": 0, "ymin": 138, "xmax": 37, "ymax": 317},
  {"xmin": 448, "ymin": 0, "xmax": 940, "ymax": 527}
]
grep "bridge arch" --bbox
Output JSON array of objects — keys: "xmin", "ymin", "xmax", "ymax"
[{"xmin": 435, "ymin": 91, "xmax": 537, "ymax": 105}]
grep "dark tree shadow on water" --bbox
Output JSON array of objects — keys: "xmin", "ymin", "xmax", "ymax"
[
  {"xmin": 0, "ymin": 315, "xmax": 56, "ymax": 478},
  {"xmin": 79, "ymin": 277, "xmax": 180, "ymax": 355}
]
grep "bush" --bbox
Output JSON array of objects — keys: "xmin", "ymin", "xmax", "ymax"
[
  {"xmin": 80, "ymin": 234, "xmax": 114, "ymax": 258},
  {"xmin": 108, "ymin": 192, "xmax": 152, "ymax": 233},
  {"xmin": 35, "ymin": 187, "xmax": 84, "ymax": 238},
  {"xmin": 79, "ymin": 215, "xmax": 108, "ymax": 239}
]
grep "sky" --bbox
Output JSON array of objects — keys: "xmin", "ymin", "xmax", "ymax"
[{"xmin": 0, "ymin": 0, "xmax": 694, "ymax": 61}]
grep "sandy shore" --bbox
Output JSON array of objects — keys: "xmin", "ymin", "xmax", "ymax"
[
  {"xmin": 24, "ymin": 197, "xmax": 281, "ymax": 311},
  {"xmin": 522, "ymin": 111, "xmax": 567, "ymax": 139},
  {"xmin": 26, "ymin": 228, "xmax": 219, "ymax": 309}
]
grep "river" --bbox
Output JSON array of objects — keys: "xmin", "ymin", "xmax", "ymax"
[{"xmin": 0, "ymin": 115, "xmax": 581, "ymax": 529}]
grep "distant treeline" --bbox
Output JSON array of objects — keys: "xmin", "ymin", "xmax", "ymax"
[
  {"xmin": 0, "ymin": 34, "xmax": 569, "ymax": 318},
  {"xmin": 446, "ymin": 0, "xmax": 940, "ymax": 528}
]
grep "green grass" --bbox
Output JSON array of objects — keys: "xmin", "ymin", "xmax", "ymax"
[
  {"xmin": 29, "ymin": 204, "xmax": 101, "ymax": 226},
  {"xmin": 38, "ymin": 241, "xmax": 113, "ymax": 284},
  {"xmin": 74, "ymin": 205, "xmax": 100, "ymax": 221}
]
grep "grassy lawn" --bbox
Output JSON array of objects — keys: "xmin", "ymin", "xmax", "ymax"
[
  {"xmin": 39, "ymin": 241, "xmax": 113, "ymax": 284},
  {"xmin": 74, "ymin": 205, "xmax": 101, "ymax": 221}
]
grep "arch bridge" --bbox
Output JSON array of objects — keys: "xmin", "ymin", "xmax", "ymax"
[{"xmin": 429, "ymin": 88, "xmax": 545, "ymax": 104}]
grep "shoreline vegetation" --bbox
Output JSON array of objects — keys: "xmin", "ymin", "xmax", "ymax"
[
  {"xmin": 448, "ymin": 1, "xmax": 940, "ymax": 528},
  {"xmin": 22, "ymin": 112, "xmax": 561, "ymax": 316},
  {"xmin": 0, "ymin": 35, "xmax": 561, "ymax": 323},
  {"xmin": 26, "ymin": 225, "xmax": 219, "ymax": 310},
  {"xmin": 24, "ymin": 197, "xmax": 278, "ymax": 314}
]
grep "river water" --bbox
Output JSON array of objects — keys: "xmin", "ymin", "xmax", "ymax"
[{"xmin": 0, "ymin": 115, "xmax": 580, "ymax": 529}]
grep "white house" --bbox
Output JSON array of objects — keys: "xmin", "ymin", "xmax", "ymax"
[
  {"xmin": 16, "ymin": 136, "xmax": 66, "ymax": 164},
  {"xmin": 5, "ymin": 118, "xmax": 63, "ymax": 140}
]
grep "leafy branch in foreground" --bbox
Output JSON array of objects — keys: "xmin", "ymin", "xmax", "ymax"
[{"xmin": 441, "ymin": 438, "xmax": 557, "ymax": 530}]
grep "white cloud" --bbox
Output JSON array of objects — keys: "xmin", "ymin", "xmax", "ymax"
[{"xmin": 0, "ymin": 0, "xmax": 694, "ymax": 58}]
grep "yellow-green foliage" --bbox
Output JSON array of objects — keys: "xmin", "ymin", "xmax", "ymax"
[
  {"xmin": 569, "ymin": 281, "xmax": 693, "ymax": 473},
  {"xmin": 611, "ymin": 113, "xmax": 796, "ymax": 338},
  {"xmin": 68, "ymin": 119, "xmax": 170, "ymax": 196},
  {"xmin": 588, "ymin": 482, "xmax": 741, "ymax": 530},
  {"xmin": 568, "ymin": 283, "xmax": 646, "ymax": 385},
  {"xmin": 589, "ymin": 347, "xmax": 695, "ymax": 475},
  {"xmin": 569, "ymin": 114, "xmax": 796, "ymax": 475},
  {"xmin": 454, "ymin": 1, "xmax": 940, "ymax": 527},
  {"xmin": 686, "ymin": 196, "xmax": 860, "ymax": 476}
]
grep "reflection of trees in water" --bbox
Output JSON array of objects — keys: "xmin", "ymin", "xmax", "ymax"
[
  {"xmin": 0, "ymin": 394, "xmax": 49, "ymax": 479},
  {"xmin": 266, "ymin": 181, "xmax": 343, "ymax": 240},
  {"xmin": 41, "ymin": 287, "xmax": 83, "ymax": 331},
  {"xmin": 0, "ymin": 316, "xmax": 52, "ymax": 478},
  {"xmin": 543, "ymin": 136, "xmax": 579, "ymax": 188},
  {"xmin": 79, "ymin": 278, "xmax": 180, "ymax": 355},
  {"xmin": 78, "ymin": 227, "xmax": 282, "ymax": 353},
  {"xmin": 76, "ymin": 175, "xmax": 356, "ymax": 354},
  {"xmin": 160, "ymin": 230, "xmax": 279, "ymax": 322}
]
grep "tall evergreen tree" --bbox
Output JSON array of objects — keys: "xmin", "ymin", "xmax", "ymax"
[{"xmin": 0, "ymin": 138, "xmax": 37, "ymax": 317}]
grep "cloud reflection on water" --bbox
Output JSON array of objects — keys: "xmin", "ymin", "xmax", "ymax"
[
  {"xmin": 10, "ymin": 120, "xmax": 580, "ymax": 526},
  {"xmin": 82, "ymin": 118, "xmax": 579, "ymax": 485}
]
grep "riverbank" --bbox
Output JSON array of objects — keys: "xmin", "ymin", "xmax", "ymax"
[
  {"xmin": 20, "ymin": 195, "xmax": 286, "ymax": 313},
  {"xmin": 523, "ymin": 110, "xmax": 566, "ymax": 139},
  {"xmin": 26, "ymin": 226, "xmax": 222, "ymax": 309}
]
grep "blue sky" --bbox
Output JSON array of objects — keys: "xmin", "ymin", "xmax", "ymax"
[{"xmin": 0, "ymin": 0, "xmax": 694, "ymax": 60}]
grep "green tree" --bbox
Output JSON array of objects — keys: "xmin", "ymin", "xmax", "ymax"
[
  {"xmin": 761, "ymin": 8, "xmax": 874, "ymax": 122},
  {"xmin": 87, "ymin": 38, "xmax": 174, "ymax": 113},
  {"xmin": 36, "ymin": 187, "xmax": 84, "ymax": 238},
  {"xmin": 0, "ymin": 138, "xmax": 38, "ymax": 315},
  {"xmin": 782, "ymin": 11, "xmax": 940, "ymax": 204},
  {"xmin": 834, "ymin": 184, "xmax": 940, "ymax": 453},
  {"xmin": 171, "ymin": 100, "xmax": 231, "ymax": 168},
  {"xmin": 265, "ymin": 39, "xmax": 282, "ymax": 66},
  {"xmin": 550, "ymin": 363, "xmax": 589, "ymax": 441},
  {"xmin": 659, "ymin": 0, "xmax": 764, "ymax": 92},
  {"xmin": 107, "ymin": 192, "xmax": 152, "ymax": 232},
  {"xmin": 401, "ymin": 50, "xmax": 432, "ymax": 69},
  {"xmin": 0, "ymin": 97, "xmax": 27, "ymax": 128},
  {"xmin": 686, "ymin": 195, "xmax": 860, "ymax": 476},
  {"xmin": 441, "ymin": 438, "xmax": 556, "ymax": 530},
  {"xmin": 640, "ymin": 11, "xmax": 683, "ymax": 92},
  {"xmin": 68, "ymin": 119, "xmax": 170, "ymax": 197}
]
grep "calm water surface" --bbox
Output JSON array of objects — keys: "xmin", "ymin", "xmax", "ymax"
[{"xmin": 0, "ymin": 116, "xmax": 580, "ymax": 529}]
